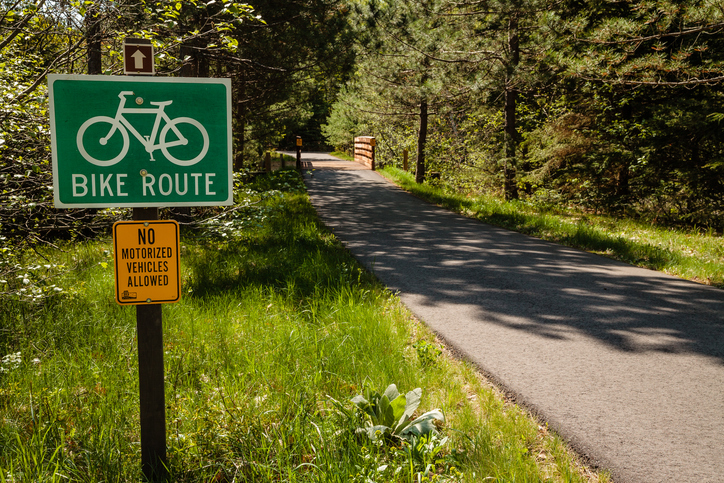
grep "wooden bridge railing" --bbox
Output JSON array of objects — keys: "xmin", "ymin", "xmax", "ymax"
[{"xmin": 354, "ymin": 136, "xmax": 376, "ymax": 170}]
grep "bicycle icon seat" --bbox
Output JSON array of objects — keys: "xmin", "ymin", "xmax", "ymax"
[{"xmin": 76, "ymin": 91, "xmax": 209, "ymax": 167}]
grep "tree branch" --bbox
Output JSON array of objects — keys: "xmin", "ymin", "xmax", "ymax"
[
  {"xmin": 9, "ymin": 37, "xmax": 84, "ymax": 105},
  {"xmin": 575, "ymin": 22, "xmax": 724, "ymax": 46},
  {"xmin": 0, "ymin": 0, "xmax": 47, "ymax": 52}
]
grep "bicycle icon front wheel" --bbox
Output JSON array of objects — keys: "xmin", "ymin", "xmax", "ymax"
[
  {"xmin": 160, "ymin": 117, "xmax": 209, "ymax": 166},
  {"xmin": 77, "ymin": 116, "xmax": 130, "ymax": 167}
]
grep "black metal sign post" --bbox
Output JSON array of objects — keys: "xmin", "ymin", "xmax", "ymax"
[{"xmin": 132, "ymin": 207, "xmax": 167, "ymax": 481}]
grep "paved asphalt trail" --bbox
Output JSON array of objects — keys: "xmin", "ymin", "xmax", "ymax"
[{"xmin": 299, "ymin": 152, "xmax": 724, "ymax": 483}]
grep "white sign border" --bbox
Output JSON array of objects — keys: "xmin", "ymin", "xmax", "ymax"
[{"xmin": 48, "ymin": 74, "xmax": 233, "ymax": 208}]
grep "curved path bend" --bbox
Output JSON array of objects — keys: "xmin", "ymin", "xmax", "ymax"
[{"xmin": 299, "ymin": 152, "xmax": 724, "ymax": 483}]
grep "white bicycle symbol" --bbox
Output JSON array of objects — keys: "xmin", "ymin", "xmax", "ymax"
[{"xmin": 76, "ymin": 91, "xmax": 209, "ymax": 167}]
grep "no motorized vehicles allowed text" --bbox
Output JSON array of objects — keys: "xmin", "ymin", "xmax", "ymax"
[{"xmin": 113, "ymin": 220, "xmax": 180, "ymax": 305}]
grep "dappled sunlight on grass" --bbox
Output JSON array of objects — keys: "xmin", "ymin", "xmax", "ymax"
[
  {"xmin": 381, "ymin": 166, "xmax": 724, "ymax": 288},
  {"xmin": 0, "ymin": 170, "xmax": 609, "ymax": 482}
]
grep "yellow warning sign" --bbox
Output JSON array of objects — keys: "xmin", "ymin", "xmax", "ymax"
[{"xmin": 113, "ymin": 220, "xmax": 180, "ymax": 305}]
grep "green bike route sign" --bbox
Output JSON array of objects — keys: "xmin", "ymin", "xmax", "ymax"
[{"xmin": 48, "ymin": 74, "xmax": 233, "ymax": 208}]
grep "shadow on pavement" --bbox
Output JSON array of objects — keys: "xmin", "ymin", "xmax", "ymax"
[{"xmin": 307, "ymin": 169, "xmax": 724, "ymax": 364}]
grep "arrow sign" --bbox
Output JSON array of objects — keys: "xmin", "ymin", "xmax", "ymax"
[
  {"xmin": 131, "ymin": 49, "xmax": 146, "ymax": 70},
  {"xmin": 124, "ymin": 38, "xmax": 154, "ymax": 75}
]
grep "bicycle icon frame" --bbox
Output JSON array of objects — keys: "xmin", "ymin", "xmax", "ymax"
[{"xmin": 76, "ymin": 91, "xmax": 209, "ymax": 167}]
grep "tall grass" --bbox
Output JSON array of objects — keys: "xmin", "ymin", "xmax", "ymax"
[
  {"xmin": 0, "ymin": 170, "xmax": 608, "ymax": 482},
  {"xmin": 381, "ymin": 167, "xmax": 724, "ymax": 288}
]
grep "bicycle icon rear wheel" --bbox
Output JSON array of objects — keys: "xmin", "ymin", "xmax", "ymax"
[
  {"xmin": 160, "ymin": 117, "xmax": 209, "ymax": 166},
  {"xmin": 76, "ymin": 116, "xmax": 130, "ymax": 167}
]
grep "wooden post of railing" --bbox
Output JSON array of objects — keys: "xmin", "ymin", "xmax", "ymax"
[
  {"xmin": 371, "ymin": 138, "xmax": 376, "ymax": 170},
  {"xmin": 265, "ymin": 152, "xmax": 271, "ymax": 172},
  {"xmin": 403, "ymin": 149, "xmax": 408, "ymax": 171}
]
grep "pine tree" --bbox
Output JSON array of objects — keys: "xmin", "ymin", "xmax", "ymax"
[{"xmin": 334, "ymin": 0, "xmax": 472, "ymax": 182}]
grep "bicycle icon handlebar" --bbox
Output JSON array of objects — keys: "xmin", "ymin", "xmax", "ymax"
[{"xmin": 76, "ymin": 91, "xmax": 209, "ymax": 167}]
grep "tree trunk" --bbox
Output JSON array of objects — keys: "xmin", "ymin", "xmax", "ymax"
[
  {"xmin": 503, "ymin": 16, "xmax": 520, "ymax": 200},
  {"xmin": 180, "ymin": 44, "xmax": 197, "ymax": 77},
  {"xmin": 198, "ymin": 44, "xmax": 210, "ymax": 77},
  {"xmin": 84, "ymin": 7, "xmax": 102, "ymax": 217},
  {"xmin": 416, "ymin": 99, "xmax": 428, "ymax": 184},
  {"xmin": 234, "ymin": 68, "xmax": 246, "ymax": 172},
  {"xmin": 615, "ymin": 100, "xmax": 632, "ymax": 200},
  {"xmin": 86, "ymin": 7, "xmax": 101, "ymax": 75},
  {"xmin": 615, "ymin": 164, "xmax": 630, "ymax": 198},
  {"xmin": 170, "ymin": 44, "xmax": 197, "ymax": 221}
]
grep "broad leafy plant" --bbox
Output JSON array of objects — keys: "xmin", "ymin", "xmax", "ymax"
[{"xmin": 350, "ymin": 384, "xmax": 445, "ymax": 443}]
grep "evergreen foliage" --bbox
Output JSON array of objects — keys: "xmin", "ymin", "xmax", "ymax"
[{"xmin": 324, "ymin": 0, "xmax": 724, "ymax": 229}]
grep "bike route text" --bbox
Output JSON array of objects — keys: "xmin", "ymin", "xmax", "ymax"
[{"xmin": 70, "ymin": 172, "xmax": 217, "ymax": 198}]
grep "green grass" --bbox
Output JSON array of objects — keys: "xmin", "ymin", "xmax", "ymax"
[
  {"xmin": 0, "ymin": 170, "xmax": 609, "ymax": 482},
  {"xmin": 380, "ymin": 166, "xmax": 724, "ymax": 288},
  {"xmin": 329, "ymin": 151, "xmax": 353, "ymax": 162}
]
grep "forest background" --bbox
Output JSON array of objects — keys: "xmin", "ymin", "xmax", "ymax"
[
  {"xmin": 323, "ymin": 0, "xmax": 724, "ymax": 229},
  {"xmin": 2, "ymin": 0, "xmax": 724, "ymax": 280},
  {"xmin": 0, "ymin": 0, "xmax": 721, "ymax": 479}
]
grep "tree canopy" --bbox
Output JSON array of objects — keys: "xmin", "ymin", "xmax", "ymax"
[
  {"xmin": 2, "ymin": 0, "xmax": 724, "ymax": 266},
  {"xmin": 0, "ymin": 0, "xmax": 355, "ymax": 294},
  {"xmin": 324, "ymin": 0, "xmax": 724, "ymax": 228}
]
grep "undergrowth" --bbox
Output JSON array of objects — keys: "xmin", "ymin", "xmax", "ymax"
[{"xmin": 0, "ymin": 170, "xmax": 608, "ymax": 482}]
